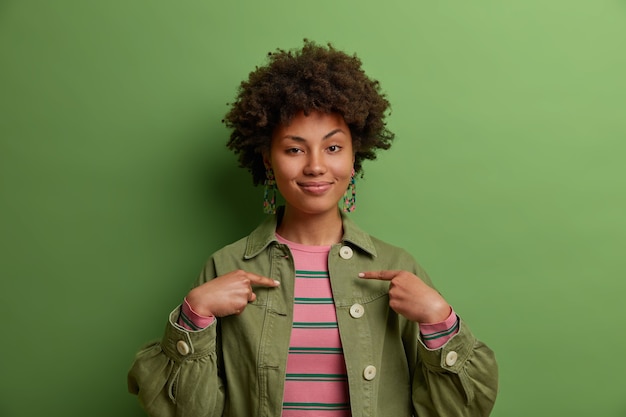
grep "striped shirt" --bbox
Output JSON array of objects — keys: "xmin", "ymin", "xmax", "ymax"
[{"xmin": 276, "ymin": 234, "xmax": 350, "ymax": 416}]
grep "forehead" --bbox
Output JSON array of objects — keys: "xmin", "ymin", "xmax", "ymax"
[{"xmin": 273, "ymin": 111, "xmax": 350, "ymax": 139}]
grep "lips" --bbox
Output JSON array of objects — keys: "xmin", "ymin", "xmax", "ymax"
[{"xmin": 297, "ymin": 181, "xmax": 333, "ymax": 195}]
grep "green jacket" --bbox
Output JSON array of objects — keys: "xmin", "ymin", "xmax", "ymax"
[{"xmin": 128, "ymin": 212, "xmax": 498, "ymax": 416}]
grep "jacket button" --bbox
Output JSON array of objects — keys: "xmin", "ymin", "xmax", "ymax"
[
  {"xmin": 349, "ymin": 303, "xmax": 365, "ymax": 318},
  {"xmin": 445, "ymin": 350, "xmax": 458, "ymax": 366},
  {"xmin": 176, "ymin": 340, "xmax": 191, "ymax": 356},
  {"xmin": 363, "ymin": 365, "xmax": 377, "ymax": 380},
  {"xmin": 339, "ymin": 246, "xmax": 353, "ymax": 259}
]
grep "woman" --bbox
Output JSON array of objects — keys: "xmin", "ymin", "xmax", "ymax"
[{"xmin": 128, "ymin": 40, "xmax": 498, "ymax": 417}]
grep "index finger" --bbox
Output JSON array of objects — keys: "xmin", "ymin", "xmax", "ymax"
[
  {"xmin": 358, "ymin": 270, "xmax": 401, "ymax": 281},
  {"xmin": 246, "ymin": 272, "xmax": 281, "ymax": 287}
]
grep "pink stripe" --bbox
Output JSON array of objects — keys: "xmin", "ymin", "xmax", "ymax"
[
  {"xmin": 283, "ymin": 380, "xmax": 349, "ymax": 403},
  {"xmin": 289, "ymin": 328, "xmax": 342, "ymax": 348},
  {"xmin": 283, "ymin": 408, "xmax": 350, "ymax": 417},
  {"xmin": 293, "ymin": 304, "xmax": 338, "ymax": 322},
  {"xmin": 286, "ymin": 353, "xmax": 347, "ymax": 374},
  {"xmin": 293, "ymin": 278, "xmax": 333, "ymax": 298}
]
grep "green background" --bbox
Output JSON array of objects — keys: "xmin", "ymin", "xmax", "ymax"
[{"xmin": 1, "ymin": 1, "xmax": 625, "ymax": 416}]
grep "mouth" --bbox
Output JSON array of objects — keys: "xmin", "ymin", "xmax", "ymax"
[{"xmin": 297, "ymin": 181, "xmax": 333, "ymax": 195}]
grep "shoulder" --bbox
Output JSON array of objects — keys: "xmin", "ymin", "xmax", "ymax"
[
  {"xmin": 342, "ymin": 215, "xmax": 413, "ymax": 260},
  {"xmin": 368, "ymin": 233, "xmax": 418, "ymax": 266},
  {"xmin": 212, "ymin": 235, "xmax": 248, "ymax": 256},
  {"xmin": 353, "ymin": 228, "xmax": 434, "ymax": 285},
  {"xmin": 211, "ymin": 214, "xmax": 279, "ymax": 261}
]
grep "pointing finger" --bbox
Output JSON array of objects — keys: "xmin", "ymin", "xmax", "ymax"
[
  {"xmin": 358, "ymin": 270, "xmax": 401, "ymax": 281},
  {"xmin": 246, "ymin": 272, "xmax": 281, "ymax": 288}
]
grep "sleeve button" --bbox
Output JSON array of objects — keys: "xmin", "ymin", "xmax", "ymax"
[
  {"xmin": 176, "ymin": 340, "xmax": 191, "ymax": 356},
  {"xmin": 445, "ymin": 350, "xmax": 458, "ymax": 366}
]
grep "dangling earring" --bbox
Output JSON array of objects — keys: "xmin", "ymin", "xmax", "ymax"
[
  {"xmin": 342, "ymin": 169, "xmax": 356, "ymax": 213},
  {"xmin": 263, "ymin": 168, "xmax": 277, "ymax": 214}
]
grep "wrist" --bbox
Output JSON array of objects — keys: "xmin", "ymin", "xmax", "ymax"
[
  {"xmin": 179, "ymin": 297, "xmax": 215, "ymax": 330},
  {"xmin": 185, "ymin": 290, "xmax": 213, "ymax": 317},
  {"xmin": 421, "ymin": 302, "xmax": 451, "ymax": 324}
]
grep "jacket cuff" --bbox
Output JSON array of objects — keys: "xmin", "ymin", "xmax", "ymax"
[
  {"xmin": 160, "ymin": 306, "xmax": 217, "ymax": 362},
  {"xmin": 178, "ymin": 297, "xmax": 215, "ymax": 330},
  {"xmin": 417, "ymin": 318, "xmax": 477, "ymax": 374},
  {"xmin": 419, "ymin": 308, "xmax": 459, "ymax": 349}
]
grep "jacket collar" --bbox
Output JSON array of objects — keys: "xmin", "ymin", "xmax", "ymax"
[{"xmin": 244, "ymin": 206, "xmax": 377, "ymax": 259}]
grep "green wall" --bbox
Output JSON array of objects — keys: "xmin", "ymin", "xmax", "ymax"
[{"xmin": 1, "ymin": 1, "xmax": 625, "ymax": 416}]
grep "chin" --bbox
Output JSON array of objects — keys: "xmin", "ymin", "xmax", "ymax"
[{"xmin": 288, "ymin": 201, "xmax": 341, "ymax": 216}]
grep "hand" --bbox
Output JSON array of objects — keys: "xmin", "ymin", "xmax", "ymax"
[
  {"xmin": 186, "ymin": 270, "xmax": 280, "ymax": 317},
  {"xmin": 358, "ymin": 270, "xmax": 450, "ymax": 324}
]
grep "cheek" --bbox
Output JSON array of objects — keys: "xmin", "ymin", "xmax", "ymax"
[
  {"xmin": 337, "ymin": 158, "xmax": 355, "ymax": 177},
  {"xmin": 272, "ymin": 161, "xmax": 295, "ymax": 179},
  {"xmin": 333, "ymin": 168, "xmax": 353, "ymax": 189},
  {"xmin": 271, "ymin": 163, "xmax": 299, "ymax": 189}
]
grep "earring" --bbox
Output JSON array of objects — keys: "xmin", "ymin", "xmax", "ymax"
[
  {"xmin": 263, "ymin": 169, "xmax": 277, "ymax": 214},
  {"xmin": 342, "ymin": 169, "xmax": 356, "ymax": 213}
]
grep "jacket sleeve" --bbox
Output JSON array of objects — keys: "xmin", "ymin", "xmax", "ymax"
[
  {"xmin": 127, "ymin": 260, "xmax": 225, "ymax": 417},
  {"xmin": 408, "ymin": 258, "xmax": 498, "ymax": 416},
  {"xmin": 412, "ymin": 319, "xmax": 498, "ymax": 416}
]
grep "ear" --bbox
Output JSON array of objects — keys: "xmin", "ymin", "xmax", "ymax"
[{"xmin": 262, "ymin": 151, "xmax": 272, "ymax": 170}]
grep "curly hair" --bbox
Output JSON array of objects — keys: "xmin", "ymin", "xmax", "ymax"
[{"xmin": 223, "ymin": 39, "xmax": 395, "ymax": 186}]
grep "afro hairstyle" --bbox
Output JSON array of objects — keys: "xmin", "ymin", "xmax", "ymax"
[{"xmin": 223, "ymin": 39, "xmax": 395, "ymax": 186}]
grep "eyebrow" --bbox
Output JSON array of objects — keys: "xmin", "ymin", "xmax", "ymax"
[{"xmin": 282, "ymin": 128, "xmax": 345, "ymax": 142}]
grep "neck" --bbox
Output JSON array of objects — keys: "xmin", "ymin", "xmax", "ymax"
[{"xmin": 277, "ymin": 206, "xmax": 343, "ymax": 246}]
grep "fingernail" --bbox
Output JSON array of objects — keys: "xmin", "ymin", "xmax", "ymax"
[
  {"xmin": 274, "ymin": 280, "xmax": 280, "ymax": 286},
  {"xmin": 358, "ymin": 273, "xmax": 365, "ymax": 277}
]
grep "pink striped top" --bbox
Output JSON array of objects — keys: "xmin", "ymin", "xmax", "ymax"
[{"xmin": 276, "ymin": 234, "xmax": 350, "ymax": 416}]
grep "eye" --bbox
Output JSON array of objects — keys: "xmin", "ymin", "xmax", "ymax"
[
  {"xmin": 327, "ymin": 145, "xmax": 342, "ymax": 153},
  {"xmin": 286, "ymin": 147, "xmax": 303, "ymax": 154}
]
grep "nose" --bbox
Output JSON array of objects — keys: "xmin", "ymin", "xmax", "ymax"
[{"xmin": 303, "ymin": 151, "xmax": 327, "ymax": 176}]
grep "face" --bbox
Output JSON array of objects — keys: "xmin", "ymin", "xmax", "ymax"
[{"xmin": 266, "ymin": 111, "xmax": 354, "ymax": 218}]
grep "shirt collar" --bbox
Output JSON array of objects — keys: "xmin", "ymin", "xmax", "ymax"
[{"xmin": 244, "ymin": 206, "xmax": 377, "ymax": 259}]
